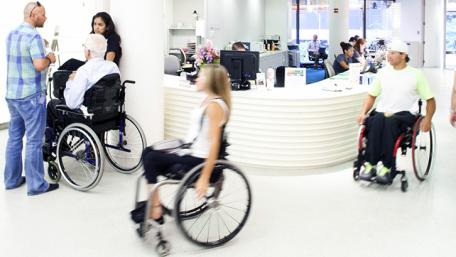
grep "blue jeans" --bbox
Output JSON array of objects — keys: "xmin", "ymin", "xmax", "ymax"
[{"xmin": 4, "ymin": 92, "xmax": 49, "ymax": 195}]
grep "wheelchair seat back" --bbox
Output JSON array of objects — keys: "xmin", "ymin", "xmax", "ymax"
[
  {"xmin": 83, "ymin": 73, "xmax": 122, "ymax": 115},
  {"xmin": 52, "ymin": 70, "xmax": 72, "ymax": 99}
]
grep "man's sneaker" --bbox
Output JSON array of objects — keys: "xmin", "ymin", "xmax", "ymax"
[
  {"xmin": 375, "ymin": 166, "xmax": 392, "ymax": 184},
  {"xmin": 359, "ymin": 162, "xmax": 376, "ymax": 180}
]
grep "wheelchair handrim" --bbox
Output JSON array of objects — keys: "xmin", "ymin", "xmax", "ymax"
[
  {"xmin": 104, "ymin": 114, "xmax": 146, "ymax": 174},
  {"xmin": 412, "ymin": 120, "xmax": 435, "ymax": 181},
  {"xmin": 56, "ymin": 123, "xmax": 105, "ymax": 191},
  {"xmin": 174, "ymin": 161, "xmax": 252, "ymax": 247}
]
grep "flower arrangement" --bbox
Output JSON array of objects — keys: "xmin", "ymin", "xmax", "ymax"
[{"xmin": 195, "ymin": 40, "xmax": 220, "ymax": 65}]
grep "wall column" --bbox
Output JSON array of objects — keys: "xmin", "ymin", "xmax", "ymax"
[
  {"xmin": 328, "ymin": 0, "xmax": 349, "ymax": 63},
  {"xmin": 110, "ymin": 0, "xmax": 165, "ymax": 143}
]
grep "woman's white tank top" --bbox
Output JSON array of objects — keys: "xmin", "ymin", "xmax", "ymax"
[{"xmin": 185, "ymin": 98, "xmax": 229, "ymax": 159}]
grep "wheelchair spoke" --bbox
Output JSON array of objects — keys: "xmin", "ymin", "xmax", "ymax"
[
  {"xmin": 186, "ymin": 209, "xmax": 204, "ymax": 237},
  {"xmin": 79, "ymin": 160, "xmax": 96, "ymax": 181},
  {"xmin": 220, "ymin": 208, "xmax": 241, "ymax": 225},
  {"xmin": 195, "ymin": 209, "xmax": 214, "ymax": 241},
  {"xmin": 216, "ymin": 211, "xmax": 221, "ymax": 241},
  {"xmin": 220, "ymin": 204, "xmax": 247, "ymax": 213},
  {"xmin": 216, "ymin": 210, "xmax": 231, "ymax": 235}
]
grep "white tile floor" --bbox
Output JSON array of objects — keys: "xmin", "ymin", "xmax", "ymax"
[{"xmin": 1, "ymin": 68, "xmax": 456, "ymax": 257}]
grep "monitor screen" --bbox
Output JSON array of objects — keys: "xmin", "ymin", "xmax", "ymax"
[{"xmin": 220, "ymin": 50, "xmax": 260, "ymax": 83}]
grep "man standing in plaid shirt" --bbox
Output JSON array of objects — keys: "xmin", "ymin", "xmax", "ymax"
[{"xmin": 4, "ymin": 2, "xmax": 59, "ymax": 195}]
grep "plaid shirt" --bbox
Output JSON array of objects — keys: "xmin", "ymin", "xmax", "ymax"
[{"xmin": 6, "ymin": 23, "xmax": 47, "ymax": 99}]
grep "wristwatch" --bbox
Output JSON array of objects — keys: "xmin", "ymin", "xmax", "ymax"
[{"xmin": 45, "ymin": 56, "xmax": 52, "ymax": 65}]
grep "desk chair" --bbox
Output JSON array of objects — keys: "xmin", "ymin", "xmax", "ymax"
[
  {"xmin": 323, "ymin": 59, "xmax": 335, "ymax": 78},
  {"xmin": 164, "ymin": 55, "xmax": 181, "ymax": 76}
]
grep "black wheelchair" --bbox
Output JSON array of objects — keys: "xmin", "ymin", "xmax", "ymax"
[
  {"xmin": 44, "ymin": 70, "xmax": 147, "ymax": 191},
  {"xmin": 131, "ymin": 138, "xmax": 252, "ymax": 256},
  {"xmin": 353, "ymin": 100, "xmax": 436, "ymax": 192}
]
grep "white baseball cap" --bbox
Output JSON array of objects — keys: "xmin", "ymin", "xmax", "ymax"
[{"xmin": 387, "ymin": 40, "xmax": 408, "ymax": 54}]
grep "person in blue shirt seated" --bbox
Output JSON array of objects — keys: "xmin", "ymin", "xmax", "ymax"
[
  {"xmin": 47, "ymin": 33, "xmax": 120, "ymax": 128},
  {"xmin": 333, "ymin": 42, "xmax": 354, "ymax": 75}
]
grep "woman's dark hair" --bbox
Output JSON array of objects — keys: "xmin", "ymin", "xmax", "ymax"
[
  {"xmin": 90, "ymin": 12, "xmax": 121, "ymax": 43},
  {"xmin": 354, "ymin": 38, "xmax": 366, "ymax": 53},
  {"xmin": 405, "ymin": 55, "xmax": 410, "ymax": 63},
  {"xmin": 340, "ymin": 42, "xmax": 353, "ymax": 53},
  {"xmin": 232, "ymin": 42, "xmax": 246, "ymax": 51}
]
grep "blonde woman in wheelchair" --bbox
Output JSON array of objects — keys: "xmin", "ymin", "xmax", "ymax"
[{"xmin": 142, "ymin": 64, "xmax": 231, "ymax": 223}]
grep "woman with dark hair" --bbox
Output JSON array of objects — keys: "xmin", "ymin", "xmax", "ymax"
[
  {"xmin": 59, "ymin": 12, "xmax": 122, "ymax": 71},
  {"xmin": 91, "ymin": 12, "xmax": 122, "ymax": 65},
  {"xmin": 333, "ymin": 42, "xmax": 354, "ymax": 75},
  {"xmin": 231, "ymin": 42, "xmax": 247, "ymax": 51},
  {"xmin": 353, "ymin": 38, "xmax": 367, "ymax": 64}
]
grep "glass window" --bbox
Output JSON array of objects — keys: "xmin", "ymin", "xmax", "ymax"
[{"xmin": 446, "ymin": 0, "xmax": 456, "ymax": 68}]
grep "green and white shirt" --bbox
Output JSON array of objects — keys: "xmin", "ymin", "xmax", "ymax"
[{"xmin": 369, "ymin": 65, "xmax": 433, "ymax": 114}]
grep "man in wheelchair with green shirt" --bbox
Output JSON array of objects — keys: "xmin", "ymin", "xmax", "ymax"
[{"xmin": 356, "ymin": 40, "xmax": 436, "ymax": 185}]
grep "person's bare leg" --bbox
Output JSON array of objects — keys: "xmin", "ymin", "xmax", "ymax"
[{"xmin": 148, "ymin": 185, "xmax": 162, "ymax": 219}]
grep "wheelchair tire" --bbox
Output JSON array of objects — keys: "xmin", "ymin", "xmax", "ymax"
[
  {"xmin": 174, "ymin": 160, "xmax": 252, "ymax": 247},
  {"xmin": 411, "ymin": 117, "xmax": 436, "ymax": 181},
  {"xmin": 56, "ymin": 123, "xmax": 105, "ymax": 191},
  {"xmin": 103, "ymin": 115, "xmax": 147, "ymax": 174}
]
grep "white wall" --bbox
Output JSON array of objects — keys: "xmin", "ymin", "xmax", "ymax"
[
  {"xmin": 328, "ymin": 0, "xmax": 349, "ymax": 62},
  {"xmin": 265, "ymin": 0, "xmax": 291, "ymax": 46},
  {"xmin": 399, "ymin": 0, "xmax": 424, "ymax": 42},
  {"xmin": 172, "ymin": 0, "xmax": 204, "ymax": 28},
  {"xmin": 206, "ymin": 0, "xmax": 266, "ymax": 49},
  {"xmin": 111, "ymin": 0, "xmax": 165, "ymax": 143},
  {"xmin": 424, "ymin": 0, "xmax": 445, "ymax": 68}
]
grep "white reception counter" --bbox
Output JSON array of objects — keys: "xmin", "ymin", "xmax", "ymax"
[{"xmin": 164, "ymin": 73, "xmax": 369, "ymax": 172}]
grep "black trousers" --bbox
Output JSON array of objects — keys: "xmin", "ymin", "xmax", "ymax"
[
  {"xmin": 364, "ymin": 111, "xmax": 417, "ymax": 169},
  {"xmin": 142, "ymin": 148, "xmax": 204, "ymax": 184},
  {"xmin": 46, "ymin": 99, "xmax": 65, "ymax": 129}
]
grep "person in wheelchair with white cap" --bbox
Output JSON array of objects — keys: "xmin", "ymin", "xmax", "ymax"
[
  {"xmin": 46, "ymin": 33, "xmax": 120, "ymax": 128},
  {"xmin": 356, "ymin": 40, "xmax": 436, "ymax": 184}
]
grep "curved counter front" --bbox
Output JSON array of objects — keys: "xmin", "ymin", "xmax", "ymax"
[{"xmin": 164, "ymin": 75, "xmax": 368, "ymax": 172}]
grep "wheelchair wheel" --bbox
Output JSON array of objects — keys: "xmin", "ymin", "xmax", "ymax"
[
  {"xmin": 56, "ymin": 123, "xmax": 105, "ymax": 191},
  {"xmin": 174, "ymin": 160, "xmax": 252, "ymax": 247},
  {"xmin": 103, "ymin": 115, "xmax": 146, "ymax": 174},
  {"xmin": 353, "ymin": 126, "xmax": 366, "ymax": 181},
  {"xmin": 47, "ymin": 161, "xmax": 61, "ymax": 183},
  {"xmin": 411, "ymin": 118, "xmax": 436, "ymax": 181}
]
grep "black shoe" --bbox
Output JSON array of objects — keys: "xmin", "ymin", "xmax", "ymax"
[
  {"xmin": 45, "ymin": 183, "xmax": 59, "ymax": 192},
  {"xmin": 153, "ymin": 216, "xmax": 165, "ymax": 225}
]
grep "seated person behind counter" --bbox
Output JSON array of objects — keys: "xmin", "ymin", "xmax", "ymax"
[
  {"xmin": 232, "ymin": 42, "xmax": 247, "ymax": 51},
  {"xmin": 333, "ymin": 42, "xmax": 354, "ymax": 75},
  {"xmin": 47, "ymin": 34, "xmax": 120, "ymax": 126}
]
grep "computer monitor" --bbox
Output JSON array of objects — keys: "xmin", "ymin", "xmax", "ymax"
[{"xmin": 220, "ymin": 50, "xmax": 260, "ymax": 85}]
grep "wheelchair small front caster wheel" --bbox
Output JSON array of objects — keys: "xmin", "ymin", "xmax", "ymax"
[
  {"xmin": 401, "ymin": 178, "xmax": 408, "ymax": 192},
  {"xmin": 353, "ymin": 169, "xmax": 360, "ymax": 181},
  {"xmin": 48, "ymin": 161, "xmax": 61, "ymax": 183},
  {"xmin": 156, "ymin": 240, "xmax": 170, "ymax": 257}
]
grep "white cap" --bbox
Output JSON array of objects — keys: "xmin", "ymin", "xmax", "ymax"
[
  {"xmin": 84, "ymin": 34, "xmax": 107, "ymax": 58},
  {"xmin": 387, "ymin": 40, "xmax": 408, "ymax": 54}
]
